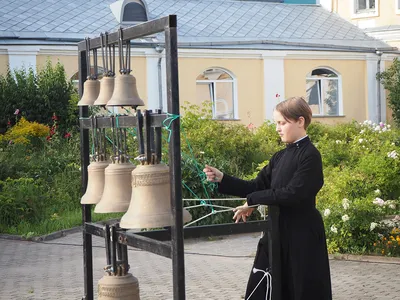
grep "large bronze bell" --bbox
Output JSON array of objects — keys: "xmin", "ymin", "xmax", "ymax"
[
  {"xmin": 78, "ymin": 79, "xmax": 100, "ymax": 106},
  {"xmin": 81, "ymin": 161, "xmax": 109, "ymax": 205},
  {"xmin": 94, "ymin": 76, "xmax": 115, "ymax": 106},
  {"xmin": 94, "ymin": 162, "xmax": 135, "ymax": 213},
  {"xmin": 106, "ymin": 74, "xmax": 144, "ymax": 107},
  {"xmin": 120, "ymin": 162, "xmax": 192, "ymax": 229},
  {"xmin": 98, "ymin": 273, "xmax": 140, "ymax": 300}
]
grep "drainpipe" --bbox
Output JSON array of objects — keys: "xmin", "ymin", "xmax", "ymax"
[
  {"xmin": 155, "ymin": 44, "xmax": 164, "ymax": 111},
  {"xmin": 376, "ymin": 50, "xmax": 383, "ymax": 123}
]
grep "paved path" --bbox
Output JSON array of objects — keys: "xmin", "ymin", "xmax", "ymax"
[{"xmin": 0, "ymin": 232, "xmax": 399, "ymax": 300}]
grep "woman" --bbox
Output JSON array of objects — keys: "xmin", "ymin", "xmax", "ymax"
[{"xmin": 203, "ymin": 97, "xmax": 332, "ymax": 300}]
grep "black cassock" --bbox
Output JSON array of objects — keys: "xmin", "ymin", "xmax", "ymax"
[{"xmin": 218, "ymin": 136, "xmax": 332, "ymax": 300}]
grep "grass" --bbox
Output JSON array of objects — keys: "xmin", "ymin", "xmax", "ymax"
[{"xmin": 0, "ymin": 208, "xmax": 123, "ymax": 237}]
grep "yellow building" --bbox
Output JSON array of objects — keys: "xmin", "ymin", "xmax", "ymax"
[
  {"xmin": 0, "ymin": 0, "xmax": 399, "ymax": 126},
  {"xmin": 320, "ymin": 0, "xmax": 400, "ymax": 48}
]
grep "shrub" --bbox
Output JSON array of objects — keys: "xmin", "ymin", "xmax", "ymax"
[
  {"xmin": 0, "ymin": 178, "xmax": 49, "ymax": 228},
  {"xmin": 377, "ymin": 57, "xmax": 400, "ymax": 126},
  {"xmin": 0, "ymin": 117, "xmax": 49, "ymax": 145},
  {"xmin": 0, "ymin": 61, "xmax": 77, "ymax": 133}
]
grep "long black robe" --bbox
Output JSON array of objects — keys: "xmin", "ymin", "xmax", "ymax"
[{"xmin": 218, "ymin": 136, "xmax": 332, "ymax": 300}]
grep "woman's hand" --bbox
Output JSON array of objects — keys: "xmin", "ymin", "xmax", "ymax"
[
  {"xmin": 233, "ymin": 202, "xmax": 255, "ymax": 223},
  {"xmin": 203, "ymin": 165, "xmax": 224, "ymax": 183}
]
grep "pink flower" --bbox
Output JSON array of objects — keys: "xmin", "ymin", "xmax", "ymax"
[
  {"xmin": 64, "ymin": 132, "xmax": 71, "ymax": 138},
  {"xmin": 247, "ymin": 123, "xmax": 255, "ymax": 130},
  {"xmin": 373, "ymin": 197, "xmax": 385, "ymax": 206},
  {"xmin": 14, "ymin": 109, "xmax": 20, "ymax": 115},
  {"xmin": 275, "ymin": 94, "xmax": 280, "ymax": 98}
]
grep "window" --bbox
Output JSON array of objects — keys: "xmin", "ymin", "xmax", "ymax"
[
  {"xmin": 122, "ymin": 1, "xmax": 147, "ymax": 22},
  {"xmin": 356, "ymin": 0, "xmax": 375, "ymax": 12},
  {"xmin": 71, "ymin": 66, "xmax": 105, "ymax": 90},
  {"xmin": 110, "ymin": 0, "xmax": 148, "ymax": 24},
  {"xmin": 306, "ymin": 68, "xmax": 341, "ymax": 116},
  {"xmin": 352, "ymin": 0, "xmax": 378, "ymax": 18},
  {"xmin": 196, "ymin": 68, "xmax": 237, "ymax": 120},
  {"xmin": 396, "ymin": 0, "xmax": 400, "ymax": 14}
]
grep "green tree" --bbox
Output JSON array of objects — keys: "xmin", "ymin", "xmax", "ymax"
[{"xmin": 377, "ymin": 58, "xmax": 400, "ymax": 126}]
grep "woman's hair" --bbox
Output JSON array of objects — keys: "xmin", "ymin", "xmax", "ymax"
[{"xmin": 275, "ymin": 96, "xmax": 312, "ymax": 129}]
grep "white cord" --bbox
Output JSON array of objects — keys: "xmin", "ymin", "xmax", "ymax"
[{"xmin": 246, "ymin": 267, "xmax": 272, "ymax": 300}]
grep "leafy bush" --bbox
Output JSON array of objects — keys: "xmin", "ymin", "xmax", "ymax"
[
  {"xmin": 378, "ymin": 57, "xmax": 400, "ymax": 126},
  {"xmin": 0, "ymin": 178, "xmax": 49, "ymax": 228},
  {"xmin": 0, "ymin": 61, "xmax": 77, "ymax": 133},
  {"xmin": 0, "ymin": 117, "xmax": 49, "ymax": 145}
]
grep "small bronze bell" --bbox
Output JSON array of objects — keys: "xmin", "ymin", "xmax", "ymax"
[
  {"xmin": 106, "ymin": 74, "xmax": 144, "ymax": 107},
  {"xmin": 77, "ymin": 79, "xmax": 100, "ymax": 106},
  {"xmin": 81, "ymin": 161, "xmax": 109, "ymax": 205},
  {"xmin": 94, "ymin": 162, "xmax": 135, "ymax": 213},
  {"xmin": 94, "ymin": 76, "xmax": 115, "ymax": 106},
  {"xmin": 120, "ymin": 162, "xmax": 192, "ymax": 229},
  {"xmin": 98, "ymin": 273, "xmax": 140, "ymax": 300}
]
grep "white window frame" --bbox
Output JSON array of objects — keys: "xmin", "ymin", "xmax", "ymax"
[
  {"xmin": 351, "ymin": 0, "xmax": 379, "ymax": 19},
  {"xmin": 396, "ymin": 0, "xmax": 400, "ymax": 14},
  {"xmin": 306, "ymin": 67, "xmax": 343, "ymax": 117},
  {"xmin": 196, "ymin": 68, "xmax": 239, "ymax": 120}
]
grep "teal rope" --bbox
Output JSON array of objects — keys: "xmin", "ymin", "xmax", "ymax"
[{"xmin": 163, "ymin": 113, "xmax": 180, "ymax": 143}]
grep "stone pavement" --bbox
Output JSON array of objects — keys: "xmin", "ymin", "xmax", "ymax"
[{"xmin": 0, "ymin": 232, "xmax": 399, "ymax": 300}]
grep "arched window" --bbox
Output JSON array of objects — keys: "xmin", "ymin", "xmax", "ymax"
[
  {"xmin": 122, "ymin": 1, "xmax": 147, "ymax": 22},
  {"xmin": 196, "ymin": 68, "xmax": 237, "ymax": 120},
  {"xmin": 306, "ymin": 67, "xmax": 341, "ymax": 116},
  {"xmin": 70, "ymin": 66, "xmax": 105, "ymax": 90},
  {"xmin": 110, "ymin": 0, "xmax": 148, "ymax": 24}
]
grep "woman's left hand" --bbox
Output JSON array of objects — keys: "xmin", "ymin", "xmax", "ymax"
[{"xmin": 233, "ymin": 202, "xmax": 255, "ymax": 223}]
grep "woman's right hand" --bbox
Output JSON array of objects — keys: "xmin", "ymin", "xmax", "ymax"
[{"xmin": 203, "ymin": 165, "xmax": 224, "ymax": 183}]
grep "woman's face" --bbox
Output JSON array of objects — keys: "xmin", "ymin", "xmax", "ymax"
[{"xmin": 273, "ymin": 110, "xmax": 305, "ymax": 143}]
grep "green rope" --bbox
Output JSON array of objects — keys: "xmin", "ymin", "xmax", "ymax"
[
  {"xmin": 101, "ymin": 110, "xmax": 216, "ymax": 213},
  {"xmin": 163, "ymin": 113, "xmax": 180, "ymax": 143}
]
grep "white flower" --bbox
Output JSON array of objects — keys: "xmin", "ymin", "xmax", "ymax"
[
  {"xmin": 330, "ymin": 225, "xmax": 338, "ymax": 233},
  {"xmin": 359, "ymin": 138, "xmax": 364, "ymax": 143},
  {"xmin": 387, "ymin": 150, "xmax": 398, "ymax": 159},
  {"xmin": 199, "ymin": 151, "xmax": 205, "ymax": 154},
  {"xmin": 391, "ymin": 143, "xmax": 395, "ymax": 146},
  {"xmin": 374, "ymin": 189, "xmax": 381, "ymax": 196},
  {"xmin": 324, "ymin": 209, "xmax": 331, "ymax": 217},
  {"xmin": 342, "ymin": 214, "xmax": 349, "ymax": 222},
  {"xmin": 368, "ymin": 120, "xmax": 372, "ymax": 125},
  {"xmin": 382, "ymin": 127, "xmax": 387, "ymax": 132},
  {"xmin": 388, "ymin": 124, "xmax": 391, "ymax": 129},
  {"xmin": 393, "ymin": 215, "xmax": 400, "ymax": 221},
  {"xmin": 342, "ymin": 198, "xmax": 350, "ymax": 210},
  {"xmin": 370, "ymin": 222, "xmax": 378, "ymax": 231},
  {"xmin": 374, "ymin": 125, "xmax": 381, "ymax": 131},
  {"xmin": 360, "ymin": 129, "xmax": 365, "ymax": 134},
  {"xmin": 389, "ymin": 204, "xmax": 396, "ymax": 209},
  {"xmin": 335, "ymin": 140, "xmax": 342, "ymax": 144},
  {"xmin": 373, "ymin": 197, "xmax": 385, "ymax": 206}
]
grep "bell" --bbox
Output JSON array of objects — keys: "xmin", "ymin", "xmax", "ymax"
[
  {"xmin": 98, "ymin": 273, "xmax": 140, "ymax": 300},
  {"xmin": 95, "ymin": 162, "xmax": 135, "ymax": 213},
  {"xmin": 94, "ymin": 76, "xmax": 115, "ymax": 106},
  {"xmin": 120, "ymin": 163, "xmax": 192, "ymax": 229},
  {"xmin": 78, "ymin": 79, "xmax": 100, "ymax": 106},
  {"xmin": 81, "ymin": 161, "xmax": 109, "ymax": 205},
  {"xmin": 107, "ymin": 74, "xmax": 144, "ymax": 107}
]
